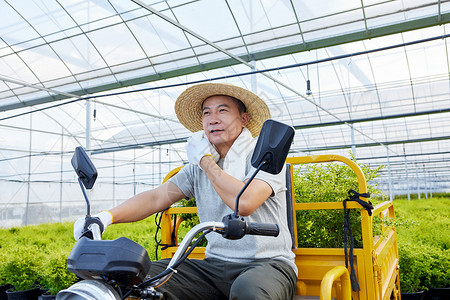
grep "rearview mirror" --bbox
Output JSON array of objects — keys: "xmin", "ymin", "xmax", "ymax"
[
  {"xmin": 251, "ymin": 119, "xmax": 295, "ymax": 175},
  {"xmin": 71, "ymin": 146, "xmax": 97, "ymax": 189}
]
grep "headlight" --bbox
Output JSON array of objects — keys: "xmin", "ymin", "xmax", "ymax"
[{"xmin": 56, "ymin": 280, "xmax": 119, "ymax": 300}]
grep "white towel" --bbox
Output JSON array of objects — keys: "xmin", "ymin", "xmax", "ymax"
[{"xmin": 222, "ymin": 128, "xmax": 256, "ymax": 181}]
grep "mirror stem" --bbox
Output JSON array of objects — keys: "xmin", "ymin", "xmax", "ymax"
[
  {"xmin": 233, "ymin": 159, "xmax": 268, "ymax": 217},
  {"xmin": 78, "ymin": 177, "xmax": 91, "ymax": 217}
]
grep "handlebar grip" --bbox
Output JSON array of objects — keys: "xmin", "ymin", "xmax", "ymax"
[
  {"xmin": 246, "ymin": 222, "xmax": 279, "ymax": 237},
  {"xmin": 89, "ymin": 223, "xmax": 102, "ymax": 240},
  {"xmin": 81, "ymin": 217, "xmax": 104, "ymax": 240}
]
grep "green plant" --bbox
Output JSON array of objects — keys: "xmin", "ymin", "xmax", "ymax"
[
  {"xmin": 175, "ymin": 197, "xmax": 207, "ymax": 247},
  {"xmin": 398, "ymin": 240, "xmax": 450, "ymax": 293},
  {"xmin": 177, "ymin": 197, "xmax": 200, "ymax": 231},
  {"xmin": 393, "ymin": 192, "xmax": 450, "ymax": 200},
  {"xmin": 0, "ymin": 219, "xmax": 159, "ymax": 294},
  {"xmin": 372, "ymin": 214, "xmax": 418, "ymax": 239},
  {"xmin": 39, "ymin": 251, "xmax": 77, "ymax": 295},
  {"xmin": 0, "ymin": 223, "xmax": 77, "ymax": 293},
  {"xmin": 293, "ymin": 153, "xmax": 384, "ymax": 248},
  {"xmin": 0, "ymin": 246, "xmax": 43, "ymax": 291},
  {"xmin": 394, "ymin": 198, "xmax": 450, "ymax": 292}
]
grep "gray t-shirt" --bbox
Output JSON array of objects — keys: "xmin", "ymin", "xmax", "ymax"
[{"xmin": 169, "ymin": 152, "xmax": 297, "ymax": 275}]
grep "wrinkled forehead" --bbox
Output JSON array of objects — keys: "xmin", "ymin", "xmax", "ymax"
[{"xmin": 201, "ymin": 94, "xmax": 246, "ymax": 112}]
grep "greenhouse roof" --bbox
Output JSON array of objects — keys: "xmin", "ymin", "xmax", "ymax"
[{"xmin": 1, "ymin": 0, "xmax": 450, "ymax": 220}]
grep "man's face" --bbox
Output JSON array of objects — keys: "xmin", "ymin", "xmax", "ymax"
[{"xmin": 201, "ymin": 95, "xmax": 249, "ymax": 152}]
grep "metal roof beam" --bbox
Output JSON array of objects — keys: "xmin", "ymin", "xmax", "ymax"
[
  {"xmin": 291, "ymin": 135, "xmax": 450, "ymax": 153},
  {"xmin": 252, "ymin": 13, "xmax": 450, "ymax": 60},
  {"xmin": 89, "ymin": 134, "xmax": 450, "ymax": 156},
  {"xmin": 293, "ymin": 108, "xmax": 450, "ymax": 130},
  {"xmin": 2, "ymin": 13, "xmax": 449, "ymax": 112},
  {"xmin": 90, "ymin": 137, "xmax": 187, "ymax": 155}
]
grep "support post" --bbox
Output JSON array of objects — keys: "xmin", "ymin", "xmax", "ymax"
[
  {"xmin": 387, "ymin": 147, "xmax": 393, "ymax": 201},
  {"xmin": 25, "ymin": 109, "xmax": 33, "ymax": 225},
  {"xmin": 60, "ymin": 126, "xmax": 63, "ymax": 222}
]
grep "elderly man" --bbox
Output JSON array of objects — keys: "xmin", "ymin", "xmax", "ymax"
[{"xmin": 75, "ymin": 83, "xmax": 297, "ymax": 300}]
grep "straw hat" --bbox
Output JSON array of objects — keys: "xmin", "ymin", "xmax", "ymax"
[{"xmin": 175, "ymin": 83, "xmax": 271, "ymax": 137}]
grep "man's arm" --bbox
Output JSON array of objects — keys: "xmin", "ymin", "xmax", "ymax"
[
  {"xmin": 109, "ymin": 181, "xmax": 186, "ymax": 224},
  {"xmin": 200, "ymin": 155, "xmax": 272, "ymax": 216}
]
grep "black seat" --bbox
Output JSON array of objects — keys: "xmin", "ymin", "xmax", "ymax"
[{"xmin": 285, "ymin": 163, "xmax": 296, "ymax": 248}]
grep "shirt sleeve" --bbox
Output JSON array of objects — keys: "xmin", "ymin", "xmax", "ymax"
[
  {"xmin": 168, "ymin": 164, "xmax": 196, "ymax": 199},
  {"xmin": 245, "ymin": 163, "xmax": 287, "ymax": 197}
]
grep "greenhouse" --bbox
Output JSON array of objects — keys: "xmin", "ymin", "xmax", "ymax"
[{"xmin": 1, "ymin": 0, "xmax": 450, "ymax": 228}]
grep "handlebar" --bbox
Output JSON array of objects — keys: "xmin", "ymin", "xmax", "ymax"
[
  {"xmin": 168, "ymin": 221, "xmax": 225, "ymax": 269},
  {"xmin": 144, "ymin": 219, "xmax": 279, "ymax": 289},
  {"xmin": 221, "ymin": 214, "xmax": 280, "ymax": 240},
  {"xmin": 89, "ymin": 223, "xmax": 102, "ymax": 240},
  {"xmin": 81, "ymin": 216, "xmax": 104, "ymax": 240},
  {"xmin": 166, "ymin": 219, "xmax": 279, "ymax": 270},
  {"xmin": 246, "ymin": 222, "xmax": 279, "ymax": 237}
]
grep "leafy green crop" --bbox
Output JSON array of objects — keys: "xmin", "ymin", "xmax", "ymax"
[
  {"xmin": 0, "ymin": 159, "xmax": 448, "ymax": 295},
  {"xmin": 174, "ymin": 197, "xmax": 207, "ymax": 247},
  {"xmin": 0, "ymin": 223, "xmax": 77, "ymax": 292},
  {"xmin": 0, "ymin": 218, "xmax": 158, "ymax": 294},
  {"xmin": 395, "ymin": 198, "xmax": 450, "ymax": 292},
  {"xmin": 293, "ymin": 154, "xmax": 384, "ymax": 248}
]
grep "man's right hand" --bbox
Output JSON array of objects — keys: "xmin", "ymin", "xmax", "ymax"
[
  {"xmin": 73, "ymin": 211, "xmax": 113, "ymax": 241},
  {"xmin": 186, "ymin": 132, "xmax": 219, "ymax": 167}
]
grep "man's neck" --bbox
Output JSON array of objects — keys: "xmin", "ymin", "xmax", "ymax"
[
  {"xmin": 216, "ymin": 141, "xmax": 234, "ymax": 158},
  {"xmin": 213, "ymin": 128, "xmax": 246, "ymax": 158}
]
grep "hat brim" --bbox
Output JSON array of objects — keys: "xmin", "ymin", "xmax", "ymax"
[{"xmin": 175, "ymin": 83, "xmax": 271, "ymax": 138}]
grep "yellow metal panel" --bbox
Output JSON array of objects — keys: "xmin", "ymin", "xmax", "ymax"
[
  {"xmin": 372, "ymin": 201, "xmax": 394, "ymax": 215},
  {"xmin": 162, "ymin": 246, "xmax": 205, "ymax": 260},
  {"xmin": 293, "ymin": 248, "xmax": 364, "ymax": 299},
  {"xmin": 374, "ymin": 226, "xmax": 393, "ymax": 249},
  {"xmin": 286, "ymin": 155, "xmax": 368, "ymax": 199},
  {"xmin": 320, "ymin": 266, "xmax": 352, "ymax": 300},
  {"xmin": 162, "ymin": 166, "xmax": 183, "ymax": 183},
  {"xmin": 287, "ymin": 154, "xmax": 376, "ymax": 299},
  {"xmin": 382, "ymin": 258, "xmax": 399, "ymax": 300},
  {"xmin": 166, "ymin": 207, "xmax": 198, "ymax": 214},
  {"xmin": 374, "ymin": 231, "xmax": 396, "ymax": 264},
  {"xmin": 294, "ymin": 202, "xmax": 362, "ymax": 210},
  {"xmin": 160, "ymin": 208, "xmax": 175, "ymax": 250}
]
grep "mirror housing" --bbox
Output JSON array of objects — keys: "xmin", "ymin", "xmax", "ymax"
[
  {"xmin": 71, "ymin": 146, "xmax": 97, "ymax": 189},
  {"xmin": 251, "ymin": 119, "xmax": 295, "ymax": 175}
]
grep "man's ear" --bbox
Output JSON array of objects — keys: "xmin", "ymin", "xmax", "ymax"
[{"xmin": 242, "ymin": 112, "xmax": 249, "ymax": 127}]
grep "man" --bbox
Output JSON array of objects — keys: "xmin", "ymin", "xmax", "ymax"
[{"xmin": 74, "ymin": 83, "xmax": 297, "ymax": 299}]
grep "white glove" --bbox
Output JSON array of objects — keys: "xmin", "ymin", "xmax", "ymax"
[
  {"xmin": 186, "ymin": 131, "xmax": 220, "ymax": 167},
  {"xmin": 73, "ymin": 211, "xmax": 113, "ymax": 241}
]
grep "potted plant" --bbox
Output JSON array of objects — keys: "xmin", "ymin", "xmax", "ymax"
[
  {"xmin": 6, "ymin": 287, "xmax": 46, "ymax": 300},
  {"xmin": 398, "ymin": 241, "xmax": 444, "ymax": 299},
  {"xmin": 425, "ymin": 287, "xmax": 450, "ymax": 300},
  {"xmin": 38, "ymin": 251, "xmax": 77, "ymax": 297},
  {"xmin": 0, "ymin": 247, "xmax": 47, "ymax": 300},
  {"xmin": 0, "ymin": 284, "xmax": 13, "ymax": 300},
  {"xmin": 0, "ymin": 223, "xmax": 79, "ymax": 298}
]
